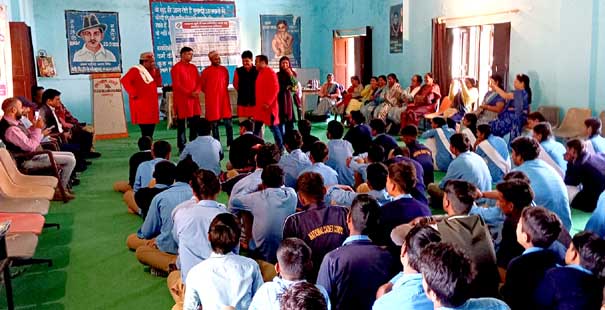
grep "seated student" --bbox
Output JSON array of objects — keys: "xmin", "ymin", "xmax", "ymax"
[
  {"xmin": 183, "ymin": 213, "xmax": 263, "ymax": 310},
  {"xmin": 344, "ymin": 111, "xmax": 372, "ymax": 155},
  {"xmin": 373, "ymin": 225, "xmax": 440, "ymax": 310},
  {"xmin": 536, "ymin": 231, "xmax": 605, "ymax": 310},
  {"xmin": 280, "ymin": 281, "xmax": 328, "ymax": 310},
  {"xmin": 378, "ymin": 161, "xmax": 431, "ymax": 246},
  {"xmin": 179, "ymin": 118, "xmax": 223, "ymax": 176},
  {"xmin": 428, "ymin": 133, "xmax": 492, "ymax": 209},
  {"xmin": 585, "ymin": 117, "xmax": 605, "ymax": 154},
  {"xmin": 459, "ymin": 113, "xmax": 478, "ymax": 144},
  {"xmin": 348, "ymin": 143, "xmax": 385, "ymax": 185},
  {"xmin": 564, "ymin": 139, "xmax": 605, "ymax": 212},
  {"xmin": 168, "ymin": 169, "xmax": 228, "ymax": 310},
  {"xmin": 384, "ymin": 147, "xmax": 428, "ymax": 205},
  {"xmin": 299, "ymin": 141, "xmax": 339, "ymax": 186},
  {"xmin": 532, "ymin": 122, "xmax": 567, "ymax": 175},
  {"xmin": 526, "ymin": 111, "xmax": 546, "ymax": 132},
  {"xmin": 126, "ymin": 158, "xmax": 198, "ymax": 274},
  {"xmin": 420, "ymin": 117, "xmax": 455, "ymax": 171},
  {"xmin": 501, "ymin": 206, "xmax": 562, "ymax": 310},
  {"xmin": 133, "ymin": 140, "xmax": 172, "ymax": 192},
  {"xmin": 318, "ymin": 195, "xmax": 396, "ymax": 310},
  {"xmin": 400, "ymin": 125, "xmax": 434, "ymax": 185},
  {"xmin": 325, "ymin": 120, "xmax": 355, "ymax": 186},
  {"xmin": 326, "ymin": 162, "xmax": 391, "ymax": 207},
  {"xmin": 298, "ymin": 119, "xmax": 319, "ymax": 154},
  {"xmin": 250, "ymin": 238, "xmax": 331, "ymax": 310},
  {"xmin": 113, "ymin": 136, "xmax": 153, "ymax": 193},
  {"xmin": 475, "ymin": 124, "xmax": 510, "ymax": 183},
  {"xmin": 510, "ymin": 137, "xmax": 572, "ymax": 231},
  {"xmin": 134, "ymin": 160, "xmax": 175, "ymax": 219},
  {"xmin": 283, "ymin": 172, "xmax": 349, "ymax": 281},
  {"xmin": 228, "ymin": 119, "xmax": 265, "ymax": 171},
  {"xmin": 228, "ymin": 143, "xmax": 281, "ymax": 208},
  {"xmin": 369, "ymin": 118, "xmax": 398, "ymax": 156},
  {"xmin": 279, "ymin": 130, "xmax": 312, "ymax": 188},
  {"xmin": 585, "ymin": 191, "xmax": 605, "ymax": 237},
  {"xmin": 231, "ymin": 164, "xmax": 297, "ymax": 263},
  {"xmin": 418, "ymin": 243, "xmax": 510, "ymax": 310}
]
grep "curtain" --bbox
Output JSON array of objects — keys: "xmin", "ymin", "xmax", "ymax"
[{"xmin": 431, "ymin": 18, "xmax": 452, "ymax": 98}]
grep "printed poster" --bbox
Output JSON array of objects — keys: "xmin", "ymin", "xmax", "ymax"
[
  {"xmin": 65, "ymin": 10, "xmax": 122, "ymax": 74},
  {"xmin": 168, "ymin": 18, "xmax": 240, "ymax": 67},
  {"xmin": 390, "ymin": 4, "xmax": 403, "ymax": 54},
  {"xmin": 260, "ymin": 15, "xmax": 301, "ymax": 69}
]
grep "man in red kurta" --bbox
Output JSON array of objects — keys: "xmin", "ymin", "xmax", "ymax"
[
  {"xmin": 254, "ymin": 54, "xmax": 282, "ymax": 150},
  {"xmin": 199, "ymin": 51, "xmax": 233, "ymax": 145},
  {"xmin": 121, "ymin": 52, "xmax": 162, "ymax": 138},
  {"xmin": 170, "ymin": 46, "xmax": 201, "ymax": 152}
]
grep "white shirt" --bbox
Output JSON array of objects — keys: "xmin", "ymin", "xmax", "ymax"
[{"xmin": 73, "ymin": 44, "xmax": 116, "ymax": 62}]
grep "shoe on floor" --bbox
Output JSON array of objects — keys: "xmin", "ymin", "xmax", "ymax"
[
  {"xmin": 52, "ymin": 190, "xmax": 75, "ymax": 201},
  {"xmin": 150, "ymin": 268, "xmax": 168, "ymax": 277},
  {"xmin": 85, "ymin": 151, "xmax": 102, "ymax": 159}
]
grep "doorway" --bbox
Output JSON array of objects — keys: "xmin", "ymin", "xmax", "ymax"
[{"xmin": 333, "ymin": 27, "xmax": 372, "ymax": 88}]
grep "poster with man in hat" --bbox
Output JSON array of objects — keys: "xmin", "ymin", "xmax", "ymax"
[{"xmin": 65, "ymin": 10, "xmax": 122, "ymax": 74}]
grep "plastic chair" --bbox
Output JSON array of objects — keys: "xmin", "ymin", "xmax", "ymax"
[
  {"xmin": 537, "ymin": 105, "xmax": 561, "ymax": 128},
  {"xmin": 0, "ymin": 163, "xmax": 55, "ymax": 200},
  {"xmin": 553, "ymin": 108, "xmax": 592, "ymax": 139},
  {"xmin": 0, "ymin": 213, "xmax": 45, "ymax": 235},
  {"xmin": 423, "ymin": 97, "xmax": 452, "ymax": 120},
  {"xmin": 0, "ymin": 197, "xmax": 49, "ymax": 214},
  {"xmin": 0, "ymin": 149, "xmax": 58, "ymax": 188}
]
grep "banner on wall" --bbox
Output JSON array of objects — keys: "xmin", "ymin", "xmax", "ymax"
[
  {"xmin": 260, "ymin": 15, "xmax": 301, "ymax": 69},
  {"xmin": 0, "ymin": 5, "xmax": 12, "ymax": 103},
  {"xmin": 390, "ymin": 4, "xmax": 403, "ymax": 54},
  {"xmin": 168, "ymin": 18, "xmax": 240, "ymax": 67},
  {"xmin": 149, "ymin": 0, "xmax": 236, "ymax": 84},
  {"xmin": 65, "ymin": 10, "xmax": 122, "ymax": 74}
]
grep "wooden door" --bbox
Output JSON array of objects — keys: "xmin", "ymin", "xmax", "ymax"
[
  {"xmin": 333, "ymin": 37, "xmax": 347, "ymax": 85},
  {"xmin": 9, "ymin": 22, "xmax": 36, "ymax": 101},
  {"xmin": 492, "ymin": 22, "xmax": 511, "ymax": 90}
]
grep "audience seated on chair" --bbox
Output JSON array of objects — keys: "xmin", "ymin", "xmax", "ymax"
[
  {"xmin": 374, "ymin": 73, "xmax": 403, "ymax": 121},
  {"xmin": 228, "ymin": 119, "xmax": 264, "ymax": 171},
  {"xmin": 488, "ymin": 74, "xmax": 532, "ymax": 143},
  {"xmin": 474, "ymin": 124, "xmax": 511, "ymax": 183},
  {"xmin": 476, "ymin": 74, "xmax": 505, "ymax": 125},
  {"xmin": 344, "ymin": 111, "xmax": 372, "ymax": 155},
  {"xmin": 314, "ymin": 73, "xmax": 342, "ymax": 116},
  {"xmin": 317, "ymin": 195, "xmax": 396, "ymax": 310},
  {"xmin": 335, "ymin": 75, "xmax": 364, "ymax": 119},
  {"xmin": 399, "ymin": 72, "xmax": 441, "ymax": 128},
  {"xmin": 279, "ymin": 130, "xmax": 311, "ymax": 188},
  {"xmin": 134, "ymin": 160, "xmax": 175, "ymax": 219},
  {"xmin": 446, "ymin": 77, "xmax": 479, "ymax": 126},
  {"xmin": 360, "ymin": 75, "xmax": 387, "ymax": 121},
  {"xmin": 420, "ymin": 117, "xmax": 455, "ymax": 171},
  {"xmin": 325, "ymin": 120, "xmax": 354, "ymax": 186},
  {"xmin": 249, "ymin": 238, "xmax": 330, "ymax": 310},
  {"xmin": 564, "ymin": 139, "xmax": 605, "ymax": 212},
  {"xmin": 585, "ymin": 117, "xmax": 605, "ymax": 154},
  {"xmin": 400, "ymin": 125, "xmax": 434, "ymax": 185},
  {"xmin": 183, "ymin": 213, "xmax": 263, "ymax": 310},
  {"xmin": 387, "ymin": 74, "xmax": 422, "ymax": 126}
]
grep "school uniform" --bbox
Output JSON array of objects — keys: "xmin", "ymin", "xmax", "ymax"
[
  {"xmin": 134, "ymin": 183, "xmax": 169, "ymax": 219},
  {"xmin": 405, "ymin": 140, "xmax": 435, "ymax": 185},
  {"xmin": 228, "ymin": 168, "xmax": 263, "ymax": 208},
  {"xmin": 229, "ymin": 132, "xmax": 264, "ymax": 170},
  {"xmin": 249, "ymin": 277, "xmax": 331, "ymax": 310},
  {"xmin": 384, "ymin": 156, "xmax": 428, "ymax": 205},
  {"xmin": 326, "ymin": 139, "xmax": 355, "ymax": 186},
  {"xmin": 420, "ymin": 125, "xmax": 455, "ymax": 171},
  {"xmin": 475, "ymin": 135, "xmax": 510, "ymax": 183},
  {"xmin": 585, "ymin": 190, "xmax": 605, "ymax": 237},
  {"xmin": 133, "ymin": 158, "xmax": 165, "ymax": 192},
  {"xmin": 278, "ymin": 148, "xmax": 311, "ymax": 188},
  {"xmin": 180, "ymin": 135, "xmax": 223, "ymax": 176},
  {"xmin": 540, "ymin": 139, "xmax": 567, "ymax": 175},
  {"xmin": 587, "ymin": 134, "xmax": 605, "ymax": 154},
  {"xmin": 372, "ymin": 272, "xmax": 433, "ymax": 310},
  {"xmin": 326, "ymin": 186, "xmax": 391, "ymax": 207},
  {"xmin": 373, "ymin": 133, "xmax": 399, "ymax": 157},
  {"xmin": 565, "ymin": 151, "xmax": 605, "ymax": 212},
  {"xmin": 344, "ymin": 123, "xmax": 373, "ymax": 155},
  {"xmin": 128, "ymin": 150, "xmax": 153, "ymax": 187},
  {"xmin": 378, "ymin": 194, "xmax": 431, "ymax": 246},
  {"xmin": 439, "ymin": 151, "xmax": 493, "ymax": 193},
  {"xmin": 536, "ymin": 264, "xmax": 603, "ymax": 310},
  {"xmin": 299, "ymin": 162, "xmax": 339, "ymax": 186}
]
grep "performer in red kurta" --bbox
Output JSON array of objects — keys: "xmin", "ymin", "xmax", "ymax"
[
  {"xmin": 121, "ymin": 52, "xmax": 162, "ymax": 138},
  {"xmin": 199, "ymin": 51, "xmax": 233, "ymax": 145},
  {"xmin": 254, "ymin": 54, "xmax": 282, "ymax": 150},
  {"xmin": 170, "ymin": 46, "xmax": 201, "ymax": 152}
]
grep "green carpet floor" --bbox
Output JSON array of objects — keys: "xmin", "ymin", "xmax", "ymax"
[{"xmin": 0, "ymin": 120, "xmax": 592, "ymax": 309}]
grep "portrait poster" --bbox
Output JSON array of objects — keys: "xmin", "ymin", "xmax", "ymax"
[
  {"xmin": 168, "ymin": 18, "xmax": 240, "ymax": 67},
  {"xmin": 37, "ymin": 56, "xmax": 57, "ymax": 77},
  {"xmin": 389, "ymin": 4, "xmax": 403, "ymax": 54},
  {"xmin": 149, "ymin": 0, "xmax": 236, "ymax": 84},
  {"xmin": 65, "ymin": 10, "xmax": 122, "ymax": 74},
  {"xmin": 0, "ymin": 4, "xmax": 12, "ymax": 103},
  {"xmin": 260, "ymin": 15, "xmax": 301, "ymax": 69}
]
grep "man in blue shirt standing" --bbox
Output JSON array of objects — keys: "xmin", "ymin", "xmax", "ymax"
[
  {"xmin": 420, "ymin": 117, "xmax": 455, "ymax": 171},
  {"xmin": 126, "ymin": 157, "xmax": 198, "ymax": 275},
  {"xmin": 279, "ymin": 130, "xmax": 311, "ymax": 188},
  {"xmin": 179, "ymin": 118, "xmax": 223, "ymax": 176},
  {"xmin": 317, "ymin": 195, "xmax": 396, "ymax": 310}
]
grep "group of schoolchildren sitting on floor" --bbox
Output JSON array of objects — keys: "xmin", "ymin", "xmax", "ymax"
[{"xmin": 112, "ymin": 108, "xmax": 605, "ymax": 310}]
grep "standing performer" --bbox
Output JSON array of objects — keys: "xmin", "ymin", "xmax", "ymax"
[
  {"xmin": 254, "ymin": 55, "xmax": 282, "ymax": 150},
  {"xmin": 121, "ymin": 52, "xmax": 162, "ymax": 138},
  {"xmin": 199, "ymin": 51, "xmax": 233, "ymax": 145},
  {"xmin": 171, "ymin": 46, "xmax": 201, "ymax": 152},
  {"xmin": 233, "ymin": 50, "xmax": 262, "ymax": 136}
]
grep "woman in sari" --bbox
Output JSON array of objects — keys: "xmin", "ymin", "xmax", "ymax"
[
  {"xmin": 339, "ymin": 76, "xmax": 364, "ymax": 116},
  {"xmin": 375, "ymin": 73, "xmax": 403, "ymax": 120},
  {"xmin": 314, "ymin": 73, "xmax": 341, "ymax": 115},
  {"xmin": 476, "ymin": 74, "xmax": 506, "ymax": 125},
  {"xmin": 400, "ymin": 72, "xmax": 441, "ymax": 127},
  {"xmin": 277, "ymin": 56, "xmax": 300, "ymax": 134},
  {"xmin": 488, "ymin": 73, "xmax": 532, "ymax": 142}
]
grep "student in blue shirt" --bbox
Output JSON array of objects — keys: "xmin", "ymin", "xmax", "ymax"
[
  {"xmin": 179, "ymin": 118, "xmax": 223, "ymax": 176},
  {"xmin": 299, "ymin": 141, "xmax": 339, "ymax": 186},
  {"xmin": 280, "ymin": 281, "xmax": 328, "ymax": 310},
  {"xmin": 585, "ymin": 190, "xmax": 605, "ymax": 237},
  {"xmin": 184, "ymin": 213, "xmax": 263, "ymax": 310},
  {"xmin": 231, "ymin": 164, "xmax": 297, "ymax": 263},
  {"xmin": 373, "ymin": 225, "xmax": 440, "ymax": 310},
  {"xmin": 126, "ymin": 157, "xmax": 198, "ymax": 274},
  {"xmin": 318, "ymin": 195, "xmax": 396, "ymax": 310},
  {"xmin": 501, "ymin": 206, "xmax": 562, "ymax": 309},
  {"xmin": 168, "ymin": 169, "xmax": 227, "ymax": 309},
  {"xmin": 532, "ymin": 122, "xmax": 567, "ymax": 174},
  {"xmin": 369, "ymin": 118, "xmax": 398, "ymax": 156},
  {"xmin": 348, "ymin": 143, "xmax": 385, "ymax": 184},
  {"xmin": 585, "ymin": 117, "xmax": 605, "ymax": 154},
  {"xmin": 133, "ymin": 140, "xmax": 172, "ymax": 192},
  {"xmin": 536, "ymin": 231, "xmax": 605, "ymax": 310},
  {"xmin": 279, "ymin": 130, "xmax": 311, "ymax": 188},
  {"xmin": 250, "ymin": 238, "xmax": 331, "ymax": 310},
  {"xmin": 418, "ymin": 243, "xmax": 510, "ymax": 310},
  {"xmin": 475, "ymin": 124, "xmax": 510, "ymax": 183},
  {"xmin": 325, "ymin": 120, "xmax": 355, "ymax": 186},
  {"xmin": 510, "ymin": 137, "xmax": 572, "ymax": 231},
  {"xmin": 134, "ymin": 160, "xmax": 175, "ymax": 219},
  {"xmin": 326, "ymin": 162, "xmax": 392, "ymax": 206},
  {"xmin": 420, "ymin": 117, "xmax": 455, "ymax": 171}
]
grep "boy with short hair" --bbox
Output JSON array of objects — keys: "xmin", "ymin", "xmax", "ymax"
[
  {"xmin": 134, "ymin": 160, "xmax": 175, "ymax": 219},
  {"xmin": 326, "ymin": 120, "xmax": 355, "ymax": 186},
  {"xmin": 419, "ymin": 117, "xmax": 455, "ymax": 171},
  {"xmin": 249, "ymin": 238, "xmax": 330, "ymax": 310},
  {"xmin": 326, "ymin": 162, "xmax": 392, "ymax": 206},
  {"xmin": 179, "ymin": 117, "xmax": 223, "ymax": 176},
  {"xmin": 298, "ymin": 119, "xmax": 319, "ymax": 153},
  {"xmin": 299, "ymin": 141, "xmax": 339, "ymax": 186},
  {"xmin": 113, "ymin": 136, "xmax": 153, "ymax": 193},
  {"xmin": 501, "ymin": 206, "xmax": 562, "ymax": 309},
  {"xmin": 279, "ymin": 130, "xmax": 311, "ymax": 188},
  {"xmin": 400, "ymin": 125, "xmax": 434, "ymax": 185}
]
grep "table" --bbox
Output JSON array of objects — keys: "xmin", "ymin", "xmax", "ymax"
[{"xmin": 301, "ymin": 88, "xmax": 320, "ymax": 116}]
